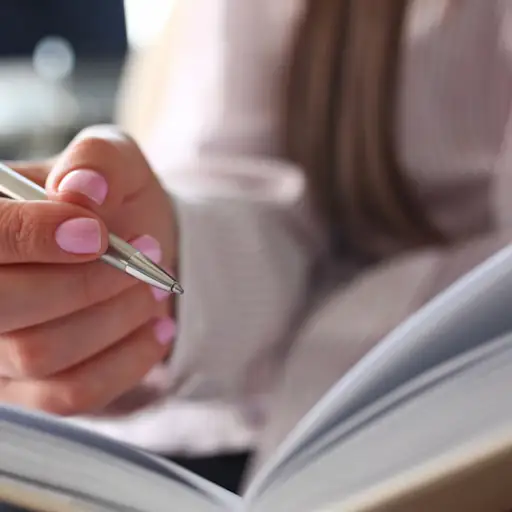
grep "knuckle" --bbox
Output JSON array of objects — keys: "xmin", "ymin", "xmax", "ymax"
[
  {"xmin": 75, "ymin": 262, "xmax": 107, "ymax": 307},
  {"xmin": 33, "ymin": 382, "xmax": 96, "ymax": 417},
  {"xmin": 67, "ymin": 125, "xmax": 151, "ymax": 194},
  {"xmin": 135, "ymin": 285, "xmax": 159, "ymax": 319},
  {"xmin": 74, "ymin": 262, "xmax": 137, "ymax": 308},
  {"xmin": 78, "ymin": 124, "xmax": 129, "ymax": 142},
  {"xmin": 143, "ymin": 326, "xmax": 170, "ymax": 362},
  {"xmin": 78, "ymin": 263, "xmax": 98, "ymax": 305},
  {"xmin": 124, "ymin": 326, "xmax": 164, "ymax": 373},
  {"xmin": 72, "ymin": 125, "xmax": 132, "ymax": 161},
  {"xmin": 3, "ymin": 334, "xmax": 48, "ymax": 379},
  {"xmin": 118, "ymin": 287, "xmax": 157, "ymax": 332},
  {"xmin": 0, "ymin": 203, "xmax": 39, "ymax": 259},
  {"xmin": 72, "ymin": 132, "xmax": 122, "ymax": 163}
]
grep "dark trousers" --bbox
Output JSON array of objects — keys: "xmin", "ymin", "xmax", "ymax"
[
  {"xmin": 0, "ymin": 453, "xmax": 252, "ymax": 511},
  {"xmin": 167, "ymin": 452, "xmax": 251, "ymax": 494}
]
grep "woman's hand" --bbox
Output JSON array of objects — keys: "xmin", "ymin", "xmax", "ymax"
[{"xmin": 0, "ymin": 126, "xmax": 177, "ymax": 416}]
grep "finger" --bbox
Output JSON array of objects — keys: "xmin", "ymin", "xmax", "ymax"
[
  {"xmin": 0, "ymin": 234, "xmax": 165, "ymax": 333},
  {"xmin": 44, "ymin": 125, "xmax": 177, "ymax": 268},
  {"xmin": 0, "ymin": 317, "xmax": 175, "ymax": 416},
  {"xmin": 45, "ymin": 125, "xmax": 158, "ymax": 218},
  {"xmin": 0, "ymin": 283, "xmax": 172, "ymax": 379},
  {"xmin": 0, "ymin": 198, "xmax": 108, "ymax": 264}
]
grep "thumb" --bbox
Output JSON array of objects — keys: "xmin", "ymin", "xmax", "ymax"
[
  {"xmin": 0, "ymin": 197, "xmax": 108, "ymax": 264},
  {"xmin": 45, "ymin": 125, "xmax": 156, "ymax": 218},
  {"xmin": 0, "ymin": 158, "xmax": 109, "ymax": 264}
]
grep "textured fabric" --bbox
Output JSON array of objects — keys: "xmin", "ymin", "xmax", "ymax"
[{"xmin": 68, "ymin": 0, "xmax": 512, "ymax": 478}]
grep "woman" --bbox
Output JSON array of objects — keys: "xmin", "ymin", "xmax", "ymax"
[{"xmin": 1, "ymin": 0, "xmax": 511, "ymax": 494}]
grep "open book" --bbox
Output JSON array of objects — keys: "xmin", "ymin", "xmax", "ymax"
[{"xmin": 4, "ymin": 245, "xmax": 512, "ymax": 512}]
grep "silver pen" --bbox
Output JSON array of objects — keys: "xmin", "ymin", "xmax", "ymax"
[{"xmin": 0, "ymin": 162, "xmax": 183, "ymax": 295}]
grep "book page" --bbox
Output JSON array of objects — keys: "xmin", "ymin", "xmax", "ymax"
[
  {"xmin": 249, "ymin": 331, "xmax": 512, "ymax": 512},
  {"xmin": 319, "ymin": 437, "xmax": 512, "ymax": 512},
  {"xmin": 0, "ymin": 407, "xmax": 238, "ymax": 512},
  {"xmin": 0, "ymin": 477, "xmax": 83, "ymax": 512},
  {"xmin": 248, "ymin": 245, "xmax": 512, "ymax": 497}
]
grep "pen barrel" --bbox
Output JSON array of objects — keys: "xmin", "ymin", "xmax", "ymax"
[
  {"xmin": 0, "ymin": 163, "xmax": 47, "ymax": 201},
  {"xmin": 0, "ymin": 162, "xmax": 182, "ymax": 293}
]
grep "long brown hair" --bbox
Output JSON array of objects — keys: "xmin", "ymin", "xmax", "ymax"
[{"xmin": 284, "ymin": 0, "xmax": 446, "ymax": 258}]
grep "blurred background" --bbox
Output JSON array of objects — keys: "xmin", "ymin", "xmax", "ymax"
[{"xmin": 0, "ymin": 0, "xmax": 175, "ymax": 160}]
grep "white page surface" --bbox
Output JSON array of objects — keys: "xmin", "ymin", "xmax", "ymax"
[
  {"xmin": 248, "ymin": 246, "xmax": 512, "ymax": 497},
  {"xmin": 251, "ymin": 332, "xmax": 512, "ymax": 512}
]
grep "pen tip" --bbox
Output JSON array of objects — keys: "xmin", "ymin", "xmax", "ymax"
[{"xmin": 172, "ymin": 283, "xmax": 184, "ymax": 295}]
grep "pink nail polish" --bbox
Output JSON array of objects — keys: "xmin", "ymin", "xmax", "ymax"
[
  {"xmin": 55, "ymin": 218, "xmax": 102, "ymax": 254},
  {"xmin": 58, "ymin": 169, "xmax": 108, "ymax": 205},
  {"xmin": 151, "ymin": 286, "xmax": 170, "ymax": 302},
  {"xmin": 153, "ymin": 318, "xmax": 175, "ymax": 346},
  {"xmin": 131, "ymin": 235, "xmax": 162, "ymax": 264}
]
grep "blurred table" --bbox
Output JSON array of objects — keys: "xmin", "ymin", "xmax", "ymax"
[{"xmin": 0, "ymin": 58, "xmax": 123, "ymax": 160}]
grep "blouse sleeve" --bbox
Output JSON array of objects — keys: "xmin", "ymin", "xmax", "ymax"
[{"xmin": 140, "ymin": 0, "xmax": 325, "ymax": 401}]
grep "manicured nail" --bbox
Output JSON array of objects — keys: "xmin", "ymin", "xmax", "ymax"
[
  {"xmin": 153, "ymin": 317, "xmax": 175, "ymax": 346},
  {"xmin": 131, "ymin": 235, "xmax": 162, "ymax": 264},
  {"xmin": 58, "ymin": 169, "xmax": 108, "ymax": 205},
  {"xmin": 55, "ymin": 218, "xmax": 102, "ymax": 254}
]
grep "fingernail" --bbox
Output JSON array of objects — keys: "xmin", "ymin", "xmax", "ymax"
[
  {"xmin": 152, "ymin": 286, "xmax": 170, "ymax": 302},
  {"xmin": 153, "ymin": 317, "xmax": 175, "ymax": 346},
  {"xmin": 58, "ymin": 169, "xmax": 108, "ymax": 205},
  {"xmin": 131, "ymin": 235, "xmax": 162, "ymax": 264},
  {"xmin": 55, "ymin": 218, "xmax": 102, "ymax": 254}
]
